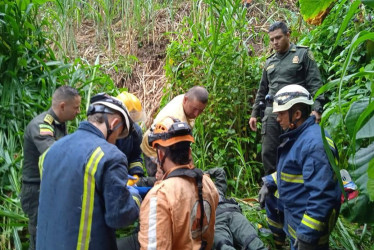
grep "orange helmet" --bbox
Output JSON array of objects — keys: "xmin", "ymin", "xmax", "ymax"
[{"xmin": 148, "ymin": 117, "xmax": 194, "ymax": 148}]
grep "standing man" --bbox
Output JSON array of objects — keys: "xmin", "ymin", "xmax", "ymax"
[
  {"xmin": 21, "ymin": 85, "xmax": 81, "ymax": 249},
  {"xmin": 248, "ymin": 21, "xmax": 324, "ymax": 175},
  {"xmin": 140, "ymin": 86, "xmax": 208, "ymax": 178},
  {"xmin": 138, "ymin": 117, "xmax": 219, "ymax": 249},
  {"xmin": 259, "ymin": 85, "xmax": 341, "ymax": 249},
  {"xmin": 36, "ymin": 93, "xmax": 141, "ymax": 250}
]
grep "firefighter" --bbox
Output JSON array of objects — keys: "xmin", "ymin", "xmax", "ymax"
[
  {"xmin": 36, "ymin": 93, "xmax": 140, "ymax": 250},
  {"xmin": 258, "ymin": 85, "xmax": 341, "ymax": 250}
]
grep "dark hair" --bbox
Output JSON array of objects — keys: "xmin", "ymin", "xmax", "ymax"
[
  {"xmin": 268, "ymin": 21, "xmax": 289, "ymax": 35},
  {"xmin": 291, "ymin": 103, "xmax": 311, "ymax": 120},
  {"xmin": 87, "ymin": 113, "xmax": 105, "ymax": 123},
  {"xmin": 158, "ymin": 141, "xmax": 191, "ymax": 165},
  {"xmin": 185, "ymin": 86, "xmax": 209, "ymax": 104},
  {"xmin": 52, "ymin": 86, "xmax": 80, "ymax": 107}
]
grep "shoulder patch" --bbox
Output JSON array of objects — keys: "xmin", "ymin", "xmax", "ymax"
[
  {"xmin": 266, "ymin": 64, "xmax": 275, "ymax": 71},
  {"xmin": 308, "ymin": 50, "xmax": 315, "ymax": 61},
  {"xmin": 39, "ymin": 124, "xmax": 54, "ymax": 136},
  {"xmin": 296, "ymin": 45, "xmax": 309, "ymax": 49},
  {"xmin": 43, "ymin": 114, "xmax": 54, "ymax": 125}
]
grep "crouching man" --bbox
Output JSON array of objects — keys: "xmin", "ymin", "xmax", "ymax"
[{"xmin": 138, "ymin": 117, "xmax": 219, "ymax": 249}]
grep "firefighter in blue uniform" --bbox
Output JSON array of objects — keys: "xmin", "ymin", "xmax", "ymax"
[
  {"xmin": 258, "ymin": 85, "xmax": 341, "ymax": 250},
  {"xmin": 37, "ymin": 93, "xmax": 141, "ymax": 250}
]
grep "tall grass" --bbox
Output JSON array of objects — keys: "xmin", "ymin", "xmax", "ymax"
[
  {"xmin": 165, "ymin": 0, "xmax": 270, "ymax": 192},
  {"xmin": 42, "ymin": 0, "xmax": 178, "ymax": 58}
]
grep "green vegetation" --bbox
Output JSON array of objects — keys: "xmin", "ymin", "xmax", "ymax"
[{"xmin": 1, "ymin": 0, "xmax": 373, "ymax": 249}]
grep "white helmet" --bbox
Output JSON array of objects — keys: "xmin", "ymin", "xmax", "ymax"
[
  {"xmin": 87, "ymin": 93, "xmax": 133, "ymax": 139},
  {"xmin": 273, "ymin": 85, "xmax": 314, "ymax": 113}
]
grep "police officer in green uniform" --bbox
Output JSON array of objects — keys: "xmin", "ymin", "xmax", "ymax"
[
  {"xmin": 206, "ymin": 168, "xmax": 267, "ymax": 250},
  {"xmin": 248, "ymin": 21, "xmax": 324, "ymax": 175},
  {"xmin": 21, "ymin": 86, "xmax": 81, "ymax": 249}
]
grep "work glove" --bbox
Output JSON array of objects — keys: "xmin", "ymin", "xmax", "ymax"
[
  {"xmin": 293, "ymin": 238, "xmax": 317, "ymax": 250},
  {"xmin": 127, "ymin": 185, "xmax": 142, "ymax": 208},
  {"xmin": 258, "ymin": 184, "xmax": 269, "ymax": 209},
  {"xmin": 127, "ymin": 174, "xmax": 139, "ymax": 186}
]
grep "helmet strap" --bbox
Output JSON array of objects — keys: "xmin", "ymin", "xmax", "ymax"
[
  {"xmin": 103, "ymin": 113, "xmax": 113, "ymax": 140},
  {"xmin": 104, "ymin": 113, "xmax": 126, "ymax": 140},
  {"xmin": 288, "ymin": 108, "xmax": 300, "ymax": 130},
  {"xmin": 156, "ymin": 148, "xmax": 167, "ymax": 173}
]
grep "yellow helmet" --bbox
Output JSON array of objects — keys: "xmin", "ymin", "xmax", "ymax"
[{"xmin": 116, "ymin": 91, "xmax": 145, "ymax": 122}]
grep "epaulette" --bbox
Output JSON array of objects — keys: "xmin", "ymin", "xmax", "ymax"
[
  {"xmin": 266, "ymin": 53, "xmax": 275, "ymax": 59},
  {"xmin": 43, "ymin": 113, "xmax": 54, "ymax": 125},
  {"xmin": 296, "ymin": 45, "xmax": 309, "ymax": 49}
]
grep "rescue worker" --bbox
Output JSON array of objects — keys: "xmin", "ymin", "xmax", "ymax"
[
  {"xmin": 36, "ymin": 93, "xmax": 141, "ymax": 250},
  {"xmin": 138, "ymin": 117, "xmax": 219, "ymax": 249},
  {"xmin": 248, "ymin": 21, "xmax": 324, "ymax": 175},
  {"xmin": 116, "ymin": 92, "xmax": 145, "ymax": 177},
  {"xmin": 118, "ymin": 167, "xmax": 266, "ymax": 250},
  {"xmin": 258, "ymin": 85, "xmax": 341, "ymax": 250},
  {"xmin": 140, "ymin": 86, "xmax": 208, "ymax": 178},
  {"xmin": 21, "ymin": 85, "xmax": 81, "ymax": 249},
  {"xmin": 206, "ymin": 167, "xmax": 267, "ymax": 250}
]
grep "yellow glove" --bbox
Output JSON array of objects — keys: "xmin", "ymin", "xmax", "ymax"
[{"xmin": 127, "ymin": 174, "xmax": 139, "ymax": 186}]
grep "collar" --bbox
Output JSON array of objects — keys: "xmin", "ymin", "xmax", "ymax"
[
  {"xmin": 280, "ymin": 115, "xmax": 316, "ymax": 140},
  {"xmin": 276, "ymin": 43, "xmax": 295, "ymax": 58},
  {"xmin": 162, "ymin": 163, "xmax": 194, "ymax": 180},
  {"xmin": 78, "ymin": 121, "xmax": 106, "ymax": 139},
  {"xmin": 48, "ymin": 108, "xmax": 63, "ymax": 124}
]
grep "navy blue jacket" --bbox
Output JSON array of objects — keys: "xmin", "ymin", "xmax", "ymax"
[
  {"xmin": 37, "ymin": 121, "xmax": 140, "ymax": 250},
  {"xmin": 116, "ymin": 123, "xmax": 144, "ymax": 176},
  {"xmin": 264, "ymin": 116, "xmax": 341, "ymax": 244}
]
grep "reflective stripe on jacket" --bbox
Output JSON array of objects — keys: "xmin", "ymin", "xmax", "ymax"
[
  {"xmin": 37, "ymin": 121, "xmax": 139, "ymax": 250},
  {"xmin": 274, "ymin": 116, "xmax": 341, "ymax": 244}
]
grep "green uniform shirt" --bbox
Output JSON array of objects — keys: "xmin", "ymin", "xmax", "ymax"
[
  {"xmin": 251, "ymin": 43, "xmax": 324, "ymax": 117},
  {"xmin": 22, "ymin": 108, "xmax": 67, "ymax": 183}
]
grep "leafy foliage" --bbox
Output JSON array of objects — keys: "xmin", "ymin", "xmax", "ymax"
[
  {"xmin": 165, "ymin": 0, "xmax": 264, "ymax": 194},
  {"xmin": 301, "ymin": 0, "xmax": 374, "ymax": 226},
  {"xmin": 299, "ymin": 0, "xmax": 337, "ymax": 25},
  {"xmin": 0, "ymin": 1, "xmax": 119, "ymax": 248}
]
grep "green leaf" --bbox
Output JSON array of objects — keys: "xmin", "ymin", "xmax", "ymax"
[
  {"xmin": 299, "ymin": 0, "xmax": 337, "ymax": 25},
  {"xmin": 334, "ymin": 0, "xmax": 361, "ymax": 48},
  {"xmin": 351, "ymin": 101, "xmax": 374, "ymax": 151},
  {"xmin": 368, "ymin": 158, "xmax": 374, "ymax": 201},
  {"xmin": 362, "ymin": 0, "xmax": 374, "ymax": 8},
  {"xmin": 344, "ymin": 99, "xmax": 370, "ymax": 137},
  {"xmin": 314, "ymin": 71, "xmax": 374, "ymax": 99},
  {"xmin": 341, "ymin": 143, "xmax": 374, "ymax": 223},
  {"xmin": 356, "ymin": 115, "xmax": 374, "ymax": 139}
]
